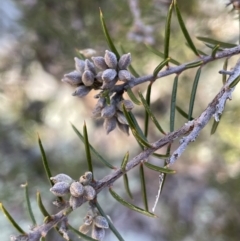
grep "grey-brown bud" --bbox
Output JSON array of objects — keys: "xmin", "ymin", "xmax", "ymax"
[
  {"xmin": 79, "ymin": 171, "xmax": 93, "ymax": 185},
  {"xmin": 74, "ymin": 57, "xmax": 85, "ymax": 73},
  {"xmin": 50, "ymin": 174, "xmax": 73, "ymax": 184},
  {"xmin": 116, "ymin": 111, "xmax": 128, "ymax": 125},
  {"xmin": 92, "ymin": 56, "xmax": 108, "ymax": 70},
  {"xmin": 94, "ymin": 216, "xmax": 109, "ymax": 229},
  {"xmin": 70, "ymin": 181, "xmax": 84, "ymax": 197},
  {"xmin": 72, "ymin": 86, "xmax": 91, "ymax": 97},
  {"xmin": 102, "ymin": 69, "xmax": 117, "ymax": 83},
  {"xmin": 103, "ymin": 117, "xmax": 117, "ymax": 134},
  {"xmin": 84, "ymin": 59, "xmax": 96, "ymax": 75},
  {"xmin": 117, "ymin": 100, "xmax": 134, "ymax": 111},
  {"xmin": 69, "ymin": 195, "xmax": 84, "ymax": 209},
  {"xmin": 104, "ymin": 50, "xmax": 117, "ymax": 69},
  {"xmin": 91, "ymin": 226, "xmax": 105, "ymax": 241},
  {"xmin": 117, "ymin": 122, "xmax": 129, "ymax": 135},
  {"xmin": 118, "ymin": 70, "xmax": 131, "ymax": 82},
  {"xmin": 79, "ymin": 224, "xmax": 91, "ymax": 234},
  {"xmin": 82, "ymin": 70, "xmax": 95, "ymax": 86},
  {"xmin": 101, "ymin": 105, "xmax": 116, "ymax": 118},
  {"xmin": 84, "ymin": 185, "xmax": 96, "ymax": 201},
  {"xmin": 62, "ymin": 71, "xmax": 82, "ymax": 85},
  {"xmin": 50, "ymin": 182, "xmax": 70, "ymax": 197},
  {"xmin": 118, "ymin": 53, "xmax": 131, "ymax": 69}
]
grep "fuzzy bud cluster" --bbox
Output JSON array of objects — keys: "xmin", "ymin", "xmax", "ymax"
[
  {"xmin": 62, "ymin": 50, "xmax": 134, "ymax": 134},
  {"xmin": 50, "ymin": 172, "xmax": 96, "ymax": 209},
  {"xmin": 79, "ymin": 207, "xmax": 109, "ymax": 241}
]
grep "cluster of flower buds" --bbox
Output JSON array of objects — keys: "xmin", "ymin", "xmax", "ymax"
[
  {"xmin": 79, "ymin": 207, "xmax": 109, "ymax": 241},
  {"xmin": 62, "ymin": 50, "xmax": 134, "ymax": 134},
  {"xmin": 50, "ymin": 172, "xmax": 96, "ymax": 209}
]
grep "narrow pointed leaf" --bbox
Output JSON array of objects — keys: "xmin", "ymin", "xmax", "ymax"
[
  {"xmin": 38, "ymin": 135, "xmax": 54, "ymax": 186},
  {"xmin": 68, "ymin": 224, "xmax": 98, "ymax": 241},
  {"xmin": 83, "ymin": 122, "xmax": 93, "ymax": 177},
  {"xmin": 126, "ymin": 88, "xmax": 141, "ymax": 105},
  {"xmin": 144, "ymin": 84, "xmax": 151, "ymax": 137},
  {"xmin": 139, "ymin": 164, "xmax": 148, "ymax": 211},
  {"xmin": 123, "ymin": 174, "xmax": 133, "ymax": 199},
  {"xmin": 21, "ymin": 183, "xmax": 36, "ymax": 225},
  {"xmin": 222, "ymin": 58, "xmax": 229, "ymax": 85},
  {"xmin": 123, "ymin": 106, "xmax": 152, "ymax": 148},
  {"xmin": 176, "ymin": 105, "xmax": 194, "ymax": 120},
  {"xmin": 170, "ymin": 75, "xmax": 178, "ymax": 132},
  {"xmin": 185, "ymin": 61, "xmax": 203, "ymax": 69},
  {"xmin": 153, "ymin": 58, "xmax": 170, "ymax": 77},
  {"xmin": 211, "ymin": 115, "xmax": 222, "ymax": 135},
  {"xmin": 164, "ymin": 1, "xmax": 174, "ymax": 59},
  {"xmin": 0, "ymin": 203, "xmax": 26, "ymax": 234},
  {"xmin": 188, "ymin": 67, "xmax": 201, "ymax": 120},
  {"xmin": 95, "ymin": 201, "xmax": 125, "ymax": 241},
  {"xmin": 71, "ymin": 124, "xmax": 115, "ymax": 169},
  {"xmin": 109, "ymin": 188, "xmax": 156, "ymax": 217},
  {"xmin": 174, "ymin": 1, "xmax": 199, "ymax": 56},
  {"xmin": 144, "ymin": 162, "xmax": 176, "ymax": 174},
  {"xmin": 139, "ymin": 91, "xmax": 166, "ymax": 135},
  {"xmin": 229, "ymin": 75, "xmax": 240, "ymax": 88},
  {"xmin": 196, "ymin": 36, "xmax": 237, "ymax": 48},
  {"xmin": 152, "ymin": 153, "xmax": 170, "ymax": 158},
  {"xmin": 100, "ymin": 9, "xmax": 120, "ymax": 59},
  {"xmin": 146, "ymin": 45, "xmax": 180, "ymax": 65},
  {"xmin": 37, "ymin": 192, "xmax": 50, "ymax": 217},
  {"xmin": 211, "ymin": 44, "xmax": 220, "ymax": 58},
  {"xmin": 121, "ymin": 151, "xmax": 129, "ymax": 170}
]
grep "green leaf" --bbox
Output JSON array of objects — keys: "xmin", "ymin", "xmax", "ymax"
[
  {"xmin": 185, "ymin": 61, "xmax": 203, "ymax": 69},
  {"xmin": 144, "ymin": 84, "xmax": 151, "ymax": 137},
  {"xmin": 123, "ymin": 174, "xmax": 133, "ymax": 199},
  {"xmin": 229, "ymin": 74, "xmax": 240, "ymax": 88},
  {"xmin": 37, "ymin": 192, "xmax": 50, "ymax": 217},
  {"xmin": 83, "ymin": 122, "xmax": 93, "ymax": 177},
  {"xmin": 196, "ymin": 36, "xmax": 237, "ymax": 49},
  {"xmin": 146, "ymin": 45, "xmax": 180, "ymax": 65},
  {"xmin": 152, "ymin": 153, "xmax": 170, "ymax": 158},
  {"xmin": 211, "ymin": 115, "xmax": 222, "ymax": 135},
  {"xmin": 222, "ymin": 58, "xmax": 229, "ymax": 85},
  {"xmin": 38, "ymin": 135, "xmax": 54, "ymax": 187},
  {"xmin": 0, "ymin": 203, "xmax": 26, "ymax": 234},
  {"xmin": 138, "ymin": 91, "xmax": 166, "ymax": 135},
  {"xmin": 100, "ymin": 9, "xmax": 120, "ymax": 59},
  {"xmin": 188, "ymin": 67, "xmax": 201, "ymax": 120},
  {"xmin": 170, "ymin": 75, "xmax": 178, "ymax": 132},
  {"xmin": 174, "ymin": 0, "xmax": 199, "ymax": 56},
  {"xmin": 139, "ymin": 164, "xmax": 148, "ymax": 211},
  {"xmin": 71, "ymin": 124, "xmax": 116, "ymax": 169},
  {"xmin": 144, "ymin": 162, "xmax": 176, "ymax": 174},
  {"xmin": 121, "ymin": 151, "xmax": 129, "ymax": 170},
  {"xmin": 126, "ymin": 88, "xmax": 142, "ymax": 105},
  {"xmin": 109, "ymin": 188, "xmax": 156, "ymax": 218},
  {"xmin": 122, "ymin": 107, "xmax": 152, "ymax": 148},
  {"xmin": 68, "ymin": 224, "xmax": 98, "ymax": 241},
  {"xmin": 211, "ymin": 44, "xmax": 220, "ymax": 58},
  {"xmin": 176, "ymin": 105, "xmax": 194, "ymax": 120},
  {"xmin": 95, "ymin": 201, "xmax": 125, "ymax": 241},
  {"xmin": 164, "ymin": 1, "xmax": 174, "ymax": 59},
  {"xmin": 21, "ymin": 183, "xmax": 36, "ymax": 225},
  {"xmin": 153, "ymin": 58, "xmax": 170, "ymax": 77}
]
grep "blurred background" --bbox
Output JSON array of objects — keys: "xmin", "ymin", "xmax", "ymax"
[{"xmin": 1, "ymin": 0, "xmax": 240, "ymax": 240}]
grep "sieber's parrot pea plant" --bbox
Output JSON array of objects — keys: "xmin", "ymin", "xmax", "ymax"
[{"xmin": 2, "ymin": 1, "xmax": 240, "ymax": 240}]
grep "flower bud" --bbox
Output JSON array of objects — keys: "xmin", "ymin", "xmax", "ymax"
[
  {"xmin": 50, "ymin": 174, "xmax": 73, "ymax": 184},
  {"xmin": 84, "ymin": 185, "xmax": 96, "ymax": 201},
  {"xmin": 117, "ymin": 122, "xmax": 129, "ymax": 135},
  {"xmin": 118, "ymin": 53, "xmax": 131, "ymax": 69},
  {"xmin": 84, "ymin": 59, "xmax": 96, "ymax": 75},
  {"xmin": 74, "ymin": 57, "xmax": 85, "ymax": 73},
  {"xmin": 91, "ymin": 226, "xmax": 105, "ymax": 241},
  {"xmin": 50, "ymin": 182, "xmax": 70, "ymax": 197},
  {"xmin": 102, "ymin": 69, "xmax": 117, "ymax": 83},
  {"xmin": 94, "ymin": 216, "xmax": 109, "ymax": 229},
  {"xmin": 69, "ymin": 195, "xmax": 84, "ymax": 209},
  {"xmin": 104, "ymin": 50, "xmax": 117, "ymax": 69},
  {"xmin": 101, "ymin": 105, "xmax": 116, "ymax": 118},
  {"xmin": 92, "ymin": 56, "xmax": 108, "ymax": 70},
  {"xmin": 72, "ymin": 86, "xmax": 91, "ymax": 97},
  {"xmin": 79, "ymin": 224, "xmax": 91, "ymax": 234},
  {"xmin": 79, "ymin": 171, "xmax": 93, "ymax": 185},
  {"xmin": 118, "ymin": 70, "xmax": 131, "ymax": 82},
  {"xmin": 62, "ymin": 71, "xmax": 82, "ymax": 85},
  {"xmin": 82, "ymin": 70, "xmax": 95, "ymax": 86},
  {"xmin": 116, "ymin": 111, "xmax": 128, "ymax": 125},
  {"xmin": 70, "ymin": 181, "xmax": 84, "ymax": 197},
  {"xmin": 117, "ymin": 100, "xmax": 134, "ymax": 111},
  {"xmin": 95, "ymin": 71, "xmax": 103, "ymax": 83},
  {"xmin": 103, "ymin": 117, "xmax": 117, "ymax": 134}
]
